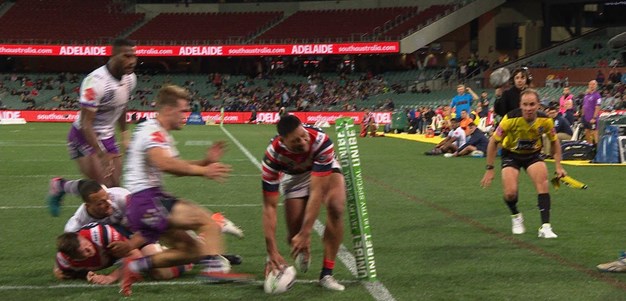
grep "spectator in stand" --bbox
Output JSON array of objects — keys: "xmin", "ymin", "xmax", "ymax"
[
  {"xmin": 542, "ymin": 104, "xmax": 573, "ymax": 156},
  {"xmin": 596, "ymin": 70, "xmax": 606, "ymax": 86},
  {"xmin": 479, "ymin": 91, "xmax": 491, "ymax": 118},
  {"xmin": 450, "ymin": 84, "xmax": 478, "ymax": 118},
  {"xmin": 558, "ymin": 87, "xmax": 575, "ymax": 125}
]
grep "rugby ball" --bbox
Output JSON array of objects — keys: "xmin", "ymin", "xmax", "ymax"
[{"xmin": 264, "ymin": 266, "xmax": 296, "ymax": 294}]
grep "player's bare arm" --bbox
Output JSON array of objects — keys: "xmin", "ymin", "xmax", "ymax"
[
  {"xmin": 263, "ymin": 192, "xmax": 288, "ymax": 274},
  {"xmin": 481, "ymin": 136, "xmax": 499, "ymax": 188},
  {"xmin": 550, "ymin": 138, "xmax": 567, "ymax": 178}
]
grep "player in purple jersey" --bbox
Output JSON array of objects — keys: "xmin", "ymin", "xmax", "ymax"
[
  {"xmin": 582, "ymin": 80, "xmax": 602, "ymax": 145},
  {"xmin": 46, "ymin": 39, "xmax": 137, "ymax": 216}
]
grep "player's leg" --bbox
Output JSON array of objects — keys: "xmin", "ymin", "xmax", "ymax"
[
  {"xmin": 319, "ymin": 172, "xmax": 346, "ymax": 291},
  {"xmin": 501, "ymin": 163, "xmax": 523, "ymax": 234},
  {"xmin": 139, "ymin": 243, "xmax": 192, "ymax": 280},
  {"xmin": 282, "ymin": 172, "xmax": 312, "ymax": 272},
  {"xmin": 457, "ymin": 145, "xmax": 476, "ymax": 156},
  {"xmin": 166, "ymin": 200, "xmax": 252, "ymax": 281},
  {"xmin": 526, "ymin": 160, "xmax": 557, "ymax": 238}
]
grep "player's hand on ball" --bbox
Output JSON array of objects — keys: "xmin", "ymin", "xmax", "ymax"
[
  {"xmin": 203, "ymin": 162, "xmax": 232, "ymax": 182},
  {"xmin": 265, "ymin": 253, "xmax": 288, "ymax": 277}
]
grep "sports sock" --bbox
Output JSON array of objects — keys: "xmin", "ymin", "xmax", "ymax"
[
  {"xmin": 128, "ymin": 256, "xmax": 153, "ymax": 273},
  {"xmin": 537, "ymin": 193, "xmax": 551, "ymax": 224},
  {"xmin": 63, "ymin": 180, "xmax": 80, "ymax": 195},
  {"xmin": 320, "ymin": 258, "xmax": 335, "ymax": 279},
  {"xmin": 504, "ymin": 196, "xmax": 519, "ymax": 215}
]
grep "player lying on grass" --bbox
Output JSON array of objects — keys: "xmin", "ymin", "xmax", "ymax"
[
  {"xmin": 58, "ymin": 179, "xmax": 244, "ymax": 240},
  {"xmin": 54, "ymin": 222, "xmax": 192, "ymax": 284}
]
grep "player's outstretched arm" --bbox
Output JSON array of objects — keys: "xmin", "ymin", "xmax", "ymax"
[
  {"xmin": 147, "ymin": 147, "xmax": 207, "ymax": 176},
  {"xmin": 263, "ymin": 192, "xmax": 287, "ymax": 274}
]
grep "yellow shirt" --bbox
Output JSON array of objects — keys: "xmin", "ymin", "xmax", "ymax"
[{"xmin": 493, "ymin": 108, "xmax": 556, "ymax": 154}]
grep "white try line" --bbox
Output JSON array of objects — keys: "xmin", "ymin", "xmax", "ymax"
[
  {"xmin": 0, "ymin": 279, "xmax": 359, "ymax": 290},
  {"xmin": 0, "ymin": 203, "xmax": 266, "ymax": 210},
  {"xmin": 0, "ymin": 174, "xmax": 259, "ymax": 178},
  {"xmin": 220, "ymin": 126, "xmax": 396, "ymax": 301}
]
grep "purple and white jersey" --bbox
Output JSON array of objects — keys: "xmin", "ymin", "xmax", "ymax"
[
  {"xmin": 124, "ymin": 119, "xmax": 179, "ymax": 193},
  {"xmin": 71, "ymin": 65, "xmax": 137, "ymax": 140},
  {"xmin": 64, "ymin": 187, "xmax": 129, "ymax": 233}
]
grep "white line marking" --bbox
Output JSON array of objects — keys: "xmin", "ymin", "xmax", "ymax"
[
  {"xmin": 220, "ymin": 126, "xmax": 396, "ymax": 301},
  {"xmin": 0, "ymin": 279, "xmax": 359, "ymax": 290},
  {"xmin": 0, "ymin": 204, "xmax": 266, "ymax": 210}
]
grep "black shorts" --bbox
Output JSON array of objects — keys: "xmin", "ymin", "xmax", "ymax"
[{"xmin": 501, "ymin": 150, "xmax": 543, "ymax": 170}]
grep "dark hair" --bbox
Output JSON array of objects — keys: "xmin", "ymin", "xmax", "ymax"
[
  {"xmin": 112, "ymin": 38, "xmax": 135, "ymax": 55},
  {"xmin": 277, "ymin": 115, "xmax": 301, "ymax": 137},
  {"xmin": 57, "ymin": 232, "xmax": 81, "ymax": 259},
  {"xmin": 511, "ymin": 67, "xmax": 532, "ymax": 85},
  {"xmin": 78, "ymin": 179, "xmax": 103, "ymax": 203}
]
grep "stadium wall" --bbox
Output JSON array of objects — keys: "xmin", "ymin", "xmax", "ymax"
[{"xmin": 0, "ymin": 110, "xmax": 393, "ymax": 125}]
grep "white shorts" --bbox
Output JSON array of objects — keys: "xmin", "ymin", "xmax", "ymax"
[{"xmin": 280, "ymin": 159, "xmax": 341, "ymax": 199}]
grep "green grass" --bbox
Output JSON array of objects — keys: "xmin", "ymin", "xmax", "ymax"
[{"xmin": 1, "ymin": 123, "xmax": 626, "ymax": 300}]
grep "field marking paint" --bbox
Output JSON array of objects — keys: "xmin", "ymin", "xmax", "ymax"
[
  {"xmin": 221, "ymin": 126, "xmax": 396, "ymax": 301},
  {"xmin": 367, "ymin": 175, "xmax": 626, "ymax": 293},
  {"xmin": 0, "ymin": 203, "xmax": 265, "ymax": 210},
  {"xmin": 0, "ymin": 279, "xmax": 359, "ymax": 291}
]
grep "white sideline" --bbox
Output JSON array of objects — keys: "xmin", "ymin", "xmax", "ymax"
[
  {"xmin": 0, "ymin": 279, "xmax": 359, "ymax": 290},
  {"xmin": 220, "ymin": 126, "xmax": 396, "ymax": 301}
]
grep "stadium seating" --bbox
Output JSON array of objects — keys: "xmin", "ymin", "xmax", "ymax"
[
  {"xmin": 0, "ymin": 0, "xmax": 144, "ymax": 43},
  {"xmin": 382, "ymin": 4, "xmax": 455, "ymax": 40},
  {"xmin": 255, "ymin": 7, "xmax": 417, "ymax": 43},
  {"xmin": 129, "ymin": 12, "xmax": 283, "ymax": 44}
]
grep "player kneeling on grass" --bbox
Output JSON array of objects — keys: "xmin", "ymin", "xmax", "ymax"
[
  {"xmin": 54, "ymin": 222, "xmax": 190, "ymax": 284},
  {"xmin": 481, "ymin": 89, "xmax": 567, "ymax": 238}
]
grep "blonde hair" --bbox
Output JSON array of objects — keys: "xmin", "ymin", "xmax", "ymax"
[{"xmin": 156, "ymin": 85, "xmax": 190, "ymax": 108}]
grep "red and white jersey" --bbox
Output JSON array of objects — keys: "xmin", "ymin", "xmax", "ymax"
[
  {"xmin": 262, "ymin": 126, "xmax": 335, "ymax": 194},
  {"xmin": 56, "ymin": 223, "xmax": 127, "ymax": 273},
  {"xmin": 124, "ymin": 119, "xmax": 179, "ymax": 193},
  {"xmin": 363, "ymin": 112, "xmax": 374, "ymax": 125},
  {"xmin": 72, "ymin": 65, "xmax": 137, "ymax": 140}
]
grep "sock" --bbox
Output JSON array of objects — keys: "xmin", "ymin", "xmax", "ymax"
[
  {"xmin": 504, "ymin": 196, "xmax": 519, "ymax": 215},
  {"xmin": 169, "ymin": 264, "xmax": 193, "ymax": 278},
  {"xmin": 320, "ymin": 258, "xmax": 335, "ymax": 279},
  {"xmin": 128, "ymin": 256, "xmax": 153, "ymax": 273},
  {"xmin": 63, "ymin": 180, "xmax": 80, "ymax": 195},
  {"xmin": 537, "ymin": 193, "xmax": 551, "ymax": 224}
]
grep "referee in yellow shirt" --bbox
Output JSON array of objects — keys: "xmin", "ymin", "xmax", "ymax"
[{"xmin": 481, "ymin": 89, "xmax": 567, "ymax": 238}]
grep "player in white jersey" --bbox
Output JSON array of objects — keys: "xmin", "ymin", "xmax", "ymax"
[
  {"xmin": 116, "ymin": 85, "xmax": 252, "ymax": 296},
  {"xmin": 46, "ymin": 39, "xmax": 137, "ymax": 217},
  {"xmin": 61, "ymin": 178, "xmax": 244, "ymax": 237}
]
